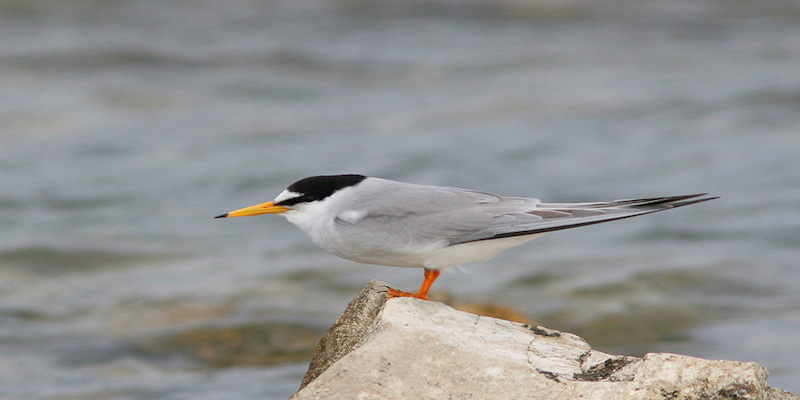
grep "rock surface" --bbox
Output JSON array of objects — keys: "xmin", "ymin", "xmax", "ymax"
[{"xmin": 292, "ymin": 280, "xmax": 796, "ymax": 400}]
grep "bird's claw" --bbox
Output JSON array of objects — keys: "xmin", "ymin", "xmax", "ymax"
[{"xmin": 386, "ymin": 287, "xmax": 428, "ymax": 301}]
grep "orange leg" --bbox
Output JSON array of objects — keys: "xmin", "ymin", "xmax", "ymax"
[{"xmin": 387, "ymin": 268, "xmax": 441, "ymax": 301}]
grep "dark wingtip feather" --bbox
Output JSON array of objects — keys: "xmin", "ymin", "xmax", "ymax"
[
  {"xmin": 662, "ymin": 194, "xmax": 719, "ymax": 209},
  {"xmin": 607, "ymin": 193, "xmax": 718, "ymax": 209},
  {"xmin": 461, "ymin": 193, "xmax": 718, "ymax": 244}
]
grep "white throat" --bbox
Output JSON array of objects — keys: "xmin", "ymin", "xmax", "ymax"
[{"xmin": 277, "ymin": 188, "xmax": 355, "ymax": 254}]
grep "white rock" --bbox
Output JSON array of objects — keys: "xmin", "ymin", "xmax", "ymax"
[{"xmin": 292, "ymin": 280, "xmax": 796, "ymax": 400}]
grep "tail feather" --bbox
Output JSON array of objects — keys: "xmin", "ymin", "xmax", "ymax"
[
  {"xmin": 459, "ymin": 194, "xmax": 718, "ymax": 244},
  {"xmin": 597, "ymin": 193, "xmax": 717, "ymax": 209}
]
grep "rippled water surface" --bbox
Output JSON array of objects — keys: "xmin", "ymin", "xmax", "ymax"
[{"xmin": 1, "ymin": 0, "xmax": 799, "ymax": 398}]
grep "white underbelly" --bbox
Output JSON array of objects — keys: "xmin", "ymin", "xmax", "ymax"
[
  {"xmin": 419, "ymin": 233, "xmax": 545, "ymax": 269},
  {"xmin": 336, "ymin": 233, "xmax": 546, "ymax": 270}
]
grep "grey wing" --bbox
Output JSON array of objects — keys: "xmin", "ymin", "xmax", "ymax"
[
  {"xmin": 336, "ymin": 180, "xmax": 716, "ymax": 248},
  {"xmin": 334, "ymin": 183, "xmax": 530, "ymax": 249},
  {"xmin": 450, "ymin": 193, "xmax": 718, "ymax": 245}
]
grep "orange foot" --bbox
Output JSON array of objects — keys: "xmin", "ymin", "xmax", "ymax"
[
  {"xmin": 386, "ymin": 287, "xmax": 429, "ymax": 301},
  {"xmin": 385, "ymin": 268, "xmax": 441, "ymax": 302}
]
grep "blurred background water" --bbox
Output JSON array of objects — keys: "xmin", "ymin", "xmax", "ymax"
[{"xmin": 1, "ymin": 0, "xmax": 799, "ymax": 398}]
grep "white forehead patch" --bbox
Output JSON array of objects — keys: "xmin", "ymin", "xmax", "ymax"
[{"xmin": 273, "ymin": 189, "xmax": 300, "ymax": 204}]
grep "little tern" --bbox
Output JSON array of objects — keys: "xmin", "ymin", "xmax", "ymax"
[{"xmin": 216, "ymin": 174, "xmax": 716, "ymax": 300}]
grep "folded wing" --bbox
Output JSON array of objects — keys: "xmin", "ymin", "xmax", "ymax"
[
  {"xmin": 452, "ymin": 193, "xmax": 718, "ymax": 245},
  {"xmin": 335, "ymin": 179, "xmax": 716, "ymax": 251}
]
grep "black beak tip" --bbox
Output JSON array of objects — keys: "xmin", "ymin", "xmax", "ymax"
[{"xmin": 214, "ymin": 213, "xmax": 228, "ymax": 219}]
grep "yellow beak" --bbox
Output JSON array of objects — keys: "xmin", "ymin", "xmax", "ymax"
[{"xmin": 215, "ymin": 201, "xmax": 290, "ymax": 218}]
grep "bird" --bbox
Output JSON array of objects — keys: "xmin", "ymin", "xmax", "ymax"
[{"xmin": 216, "ymin": 174, "xmax": 716, "ymax": 300}]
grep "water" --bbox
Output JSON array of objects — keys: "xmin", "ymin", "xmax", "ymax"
[{"xmin": 1, "ymin": 0, "xmax": 799, "ymax": 398}]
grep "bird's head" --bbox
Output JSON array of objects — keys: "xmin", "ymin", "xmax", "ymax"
[{"xmin": 215, "ymin": 174, "xmax": 367, "ymax": 219}]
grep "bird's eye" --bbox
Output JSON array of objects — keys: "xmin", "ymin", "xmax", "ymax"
[{"xmin": 275, "ymin": 195, "xmax": 307, "ymax": 206}]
